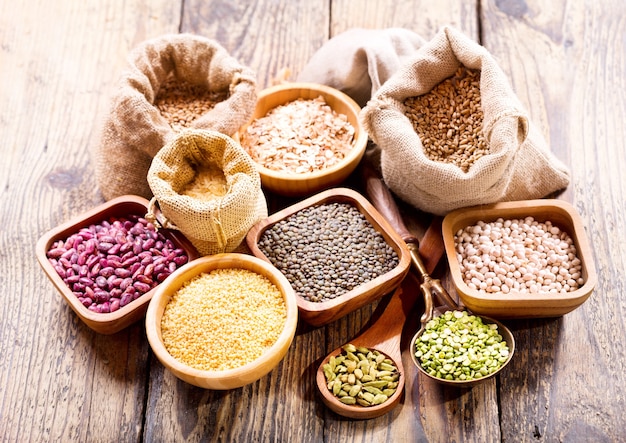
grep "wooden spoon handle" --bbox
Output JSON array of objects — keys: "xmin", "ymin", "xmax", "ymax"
[
  {"xmin": 361, "ymin": 163, "xmax": 445, "ymax": 275},
  {"xmin": 419, "ymin": 216, "xmax": 444, "ymax": 275},
  {"xmin": 362, "ymin": 163, "xmax": 419, "ymax": 245},
  {"xmin": 358, "ymin": 274, "xmax": 419, "ymax": 339}
]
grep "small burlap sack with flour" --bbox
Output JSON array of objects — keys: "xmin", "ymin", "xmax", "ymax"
[
  {"xmin": 94, "ymin": 33, "xmax": 257, "ymax": 201},
  {"xmin": 147, "ymin": 129, "xmax": 267, "ymax": 256},
  {"xmin": 360, "ymin": 26, "xmax": 570, "ymax": 215}
]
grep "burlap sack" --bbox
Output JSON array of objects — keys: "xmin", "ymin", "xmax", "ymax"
[
  {"xmin": 147, "ymin": 129, "xmax": 267, "ymax": 256},
  {"xmin": 297, "ymin": 28, "xmax": 426, "ymax": 107},
  {"xmin": 94, "ymin": 33, "xmax": 257, "ymax": 201},
  {"xmin": 360, "ymin": 26, "xmax": 571, "ymax": 215}
]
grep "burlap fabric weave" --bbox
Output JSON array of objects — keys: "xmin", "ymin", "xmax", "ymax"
[
  {"xmin": 147, "ymin": 129, "xmax": 267, "ymax": 256},
  {"xmin": 94, "ymin": 33, "xmax": 257, "ymax": 201},
  {"xmin": 360, "ymin": 26, "xmax": 571, "ymax": 215}
]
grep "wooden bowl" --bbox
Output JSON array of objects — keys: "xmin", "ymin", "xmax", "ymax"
[
  {"xmin": 145, "ymin": 253, "xmax": 299, "ymax": 389},
  {"xmin": 246, "ymin": 187, "xmax": 411, "ymax": 327},
  {"xmin": 236, "ymin": 82, "xmax": 368, "ymax": 197},
  {"xmin": 35, "ymin": 195, "xmax": 199, "ymax": 335},
  {"xmin": 442, "ymin": 199, "xmax": 597, "ymax": 318}
]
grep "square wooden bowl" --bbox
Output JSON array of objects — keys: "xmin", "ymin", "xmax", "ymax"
[
  {"xmin": 246, "ymin": 187, "xmax": 411, "ymax": 326},
  {"xmin": 236, "ymin": 82, "xmax": 368, "ymax": 197},
  {"xmin": 442, "ymin": 199, "xmax": 597, "ymax": 318},
  {"xmin": 36, "ymin": 195, "xmax": 199, "ymax": 334}
]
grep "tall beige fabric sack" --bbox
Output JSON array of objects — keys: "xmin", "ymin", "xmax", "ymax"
[
  {"xmin": 297, "ymin": 28, "xmax": 426, "ymax": 107},
  {"xmin": 360, "ymin": 26, "xmax": 570, "ymax": 215},
  {"xmin": 147, "ymin": 129, "xmax": 267, "ymax": 256},
  {"xmin": 94, "ymin": 33, "xmax": 257, "ymax": 201}
]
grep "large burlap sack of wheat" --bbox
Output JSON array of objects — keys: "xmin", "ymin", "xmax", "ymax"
[
  {"xmin": 360, "ymin": 26, "xmax": 570, "ymax": 215},
  {"xmin": 93, "ymin": 33, "xmax": 257, "ymax": 201},
  {"xmin": 147, "ymin": 129, "xmax": 267, "ymax": 256}
]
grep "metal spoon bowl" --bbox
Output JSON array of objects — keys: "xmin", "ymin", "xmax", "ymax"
[{"xmin": 409, "ymin": 285, "xmax": 516, "ymax": 388}]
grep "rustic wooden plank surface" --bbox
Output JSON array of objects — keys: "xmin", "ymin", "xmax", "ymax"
[
  {"xmin": 481, "ymin": 1, "xmax": 626, "ymax": 441},
  {"xmin": 1, "ymin": 0, "xmax": 624, "ymax": 442},
  {"xmin": 0, "ymin": 1, "xmax": 179, "ymax": 442}
]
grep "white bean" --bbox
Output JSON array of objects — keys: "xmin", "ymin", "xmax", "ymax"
[{"xmin": 453, "ymin": 216, "xmax": 584, "ymax": 296}]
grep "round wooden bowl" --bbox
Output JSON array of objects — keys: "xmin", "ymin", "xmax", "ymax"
[
  {"xmin": 236, "ymin": 82, "xmax": 368, "ymax": 197},
  {"xmin": 35, "ymin": 195, "xmax": 199, "ymax": 335},
  {"xmin": 442, "ymin": 199, "xmax": 597, "ymax": 318},
  {"xmin": 145, "ymin": 253, "xmax": 299, "ymax": 389}
]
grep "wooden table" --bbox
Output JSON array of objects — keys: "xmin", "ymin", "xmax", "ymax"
[{"xmin": 2, "ymin": 1, "xmax": 625, "ymax": 441}]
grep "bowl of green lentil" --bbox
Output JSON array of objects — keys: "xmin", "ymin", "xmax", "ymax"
[
  {"xmin": 442, "ymin": 199, "xmax": 597, "ymax": 318},
  {"xmin": 145, "ymin": 253, "xmax": 299, "ymax": 389},
  {"xmin": 246, "ymin": 187, "xmax": 411, "ymax": 326}
]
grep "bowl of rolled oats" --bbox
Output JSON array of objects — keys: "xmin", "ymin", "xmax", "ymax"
[{"xmin": 237, "ymin": 82, "xmax": 368, "ymax": 197}]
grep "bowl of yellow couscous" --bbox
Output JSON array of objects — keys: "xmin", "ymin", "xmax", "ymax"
[{"xmin": 145, "ymin": 253, "xmax": 299, "ymax": 389}]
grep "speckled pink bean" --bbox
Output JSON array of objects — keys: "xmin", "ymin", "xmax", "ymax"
[
  {"xmin": 133, "ymin": 282, "xmax": 151, "ymax": 293},
  {"xmin": 47, "ymin": 214, "xmax": 188, "ymax": 314},
  {"xmin": 115, "ymin": 268, "xmax": 131, "ymax": 278},
  {"xmin": 131, "ymin": 264, "xmax": 144, "ymax": 279},
  {"xmin": 110, "ymin": 299, "xmax": 120, "ymax": 312},
  {"xmin": 126, "ymin": 258, "xmax": 140, "ymax": 272},
  {"xmin": 135, "ymin": 274, "xmax": 152, "ymax": 285},
  {"xmin": 54, "ymin": 265, "xmax": 67, "ymax": 279},
  {"xmin": 119, "ymin": 278, "xmax": 132, "ymax": 291},
  {"xmin": 144, "ymin": 263, "xmax": 154, "ymax": 277},
  {"xmin": 47, "ymin": 248, "xmax": 65, "ymax": 259},
  {"xmin": 108, "ymin": 243, "xmax": 121, "ymax": 256},
  {"xmin": 120, "ymin": 293, "xmax": 133, "ymax": 307}
]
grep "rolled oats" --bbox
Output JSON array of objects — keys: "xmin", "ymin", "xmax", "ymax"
[{"xmin": 240, "ymin": 96, "xmax": 355, "ymax": 174}]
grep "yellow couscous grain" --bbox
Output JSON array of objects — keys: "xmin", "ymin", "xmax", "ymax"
[{"xmin": 160, "ymin": 268, "xmax": 286, "ymax": 371}]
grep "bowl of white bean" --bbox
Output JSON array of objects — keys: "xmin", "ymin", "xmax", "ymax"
[{"xmin": 442, "ymin": 199, "xmax": 596, "ymax": 318}]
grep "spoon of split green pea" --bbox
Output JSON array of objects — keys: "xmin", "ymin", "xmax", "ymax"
[{"xmin": 361, "ymin": 163, "xmax": 515, "ymax": 388}]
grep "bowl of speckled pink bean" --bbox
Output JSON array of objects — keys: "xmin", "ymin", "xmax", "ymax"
[
  {"xmin": 36, "ymin": 195, "xmax": 199, "ymax": 334},
  {"xmin": 442, "ymin": 199, "xmax": 597, "ymax": 319}
]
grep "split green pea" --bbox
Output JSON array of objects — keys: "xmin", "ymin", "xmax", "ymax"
[{"xmin": 414, "ymin": 310, "xmax": 510, "ymax": 381}]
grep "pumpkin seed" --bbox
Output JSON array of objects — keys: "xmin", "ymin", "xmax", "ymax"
[{"xmin": 322, "ymin": 344, "xmax": 401, "ymax": 408}]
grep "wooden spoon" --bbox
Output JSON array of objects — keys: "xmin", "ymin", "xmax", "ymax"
[
  {"xmin": 316, "ymin": 164, "xmax": 449, "ymax": 419},
  {"xmin": 316, "ymin": 273, "xmax": 421, "ymax": 419}
]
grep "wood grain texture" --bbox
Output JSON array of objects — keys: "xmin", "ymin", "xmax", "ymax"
[
  {"xmin": 481, "ymin": 0, "xmax": 626, "ymax": 441},
  {"xmin": 0, "ymin": 1, "xmax": 180, "ymax": 441}
]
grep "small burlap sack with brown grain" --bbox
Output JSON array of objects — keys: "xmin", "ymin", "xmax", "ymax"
[
  {"xmin": 94, "ymin": 33, "xmax": 257, "ymax": 201},
  {"xmin": 147, "ymin": 129, "xmax": 267, "ymax": 256},
  {"xmin": 360, "ymin": 26, "xmax": 571, "ymax": 215}
]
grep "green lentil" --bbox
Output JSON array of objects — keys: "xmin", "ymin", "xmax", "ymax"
[
  {"xmin": 414, "ymin": 310, "xmax": 510, "ymax": 381},
  {"xmin": 258, "ymin": 202, "xmax": 399, "ymax": 302}
]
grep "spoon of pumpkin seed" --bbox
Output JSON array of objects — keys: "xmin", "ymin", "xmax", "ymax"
[{"xmin": 316, "ymin": 274, "xmax": 422, "ymax": 419}]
